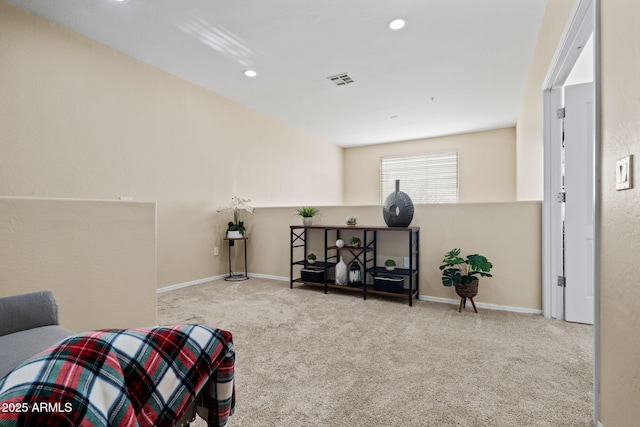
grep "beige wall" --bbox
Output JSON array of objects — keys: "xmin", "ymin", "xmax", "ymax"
[
  {"xmin": 0, "ymin": 197, "xmax": 157, "ymax": 331},
  {"xmin": 343, "ymin": 127, "xmax": 517, "ymax": 205},
  {"xmin": 249, "ymin": 202, "xmax": 542, "ymax": 311},
  {"xmin": 0, "ymin": 2, "xmax": 343, "ymax": 288},
  {"xmin": 515, "ymin": 0, "xmax": 576, "ymax": 200},
  {"xmin": 599, "ymin": 1, "xmax": 640, "ymax": 424}
]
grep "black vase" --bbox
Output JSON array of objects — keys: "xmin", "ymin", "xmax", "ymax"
[{"xmin": 382, "ymin": 180, "xmax": 414, "ymax": 227}]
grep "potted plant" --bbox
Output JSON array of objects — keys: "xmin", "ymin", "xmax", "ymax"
[
  {"xmin": 384, "ymin": 259, "xmax": 396, "ymax": 271},
  {"xmin": 350, "ymin": 236, "xmax": 361, "ymax": 248},
  {"xmin": 307, "ymin": 253, "xmax": 317, "ymax": 264},
  {"xmin": 439, "ymin": 248, "xmax": 493, "ymax": 312},
  {"xmin": 295, "ymin": 206, "xmax": 319, "ymax": 226},
  {"xmin": 226, "ymin": 221, "xmax": 245, "ymax": 238},
  {"xmin": 217, "ymin": 197, "xmax": 254, "ymax": 238}
]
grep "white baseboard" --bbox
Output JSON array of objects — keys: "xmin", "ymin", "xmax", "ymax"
[
  {"xmin": 418, "ymin": 295, "xmax": 543, "ymax": 315},
  {"xmin": 247, "ymin": 273, "xmax": 289, "ymax": 282},
  {"xmin": 157, "ymin": 275, "xmax": 225, "ymax": 293},
  {"xmin": 158, "ymin": 276, "xmax": 542, "ymax": 315},
  {"xmin": 156, "ymin": 273, "xmax": 289, "ymax": 293},
  {"xmin": 597, "ymin": 422, "xmax": 603, "ymax": 427}
]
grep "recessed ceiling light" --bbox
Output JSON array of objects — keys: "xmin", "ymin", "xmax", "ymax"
[
  {"xmin": 113, "ymin": 0, "xmax": 129, "ymax": 3},
  {"xmin": 243, "ymin": 70, "xmax": 258, "ymax": 78},
  {"xmin": 388, "ymin": 18, "xmax": 406, "ymax": 31}
]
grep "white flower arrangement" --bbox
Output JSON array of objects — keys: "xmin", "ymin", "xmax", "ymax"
[{"xmin": 217, "ymin": 197, "xmax": 254, "ymax": 235}]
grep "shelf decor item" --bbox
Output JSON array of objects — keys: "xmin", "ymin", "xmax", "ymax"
[
  {"xmin": 217, "ymin": 196, "xmax": 254, "ymax": 238},
  {"xmin": 382, "ymin": 179, "xmax": 414, "ymax": 227},
  {"xmin": 346, "ymin": 216, "xmax": 357, "ymax": 226},
  {"xmin": 439, "ymin": 248, "xmax": 493, "ymax": 313},
  {"xmin": 348, "ymin": 260, "xmax": 362, "ymax": 287},
  {"xmin": 384, "ymin": 259, "xmax": 396, "ymax": 271},
  {"xmin": 335, "ymin": 257, "xmax": 348, "ymax": 286},
  {"xmin": 307, "ymin": 253, "xmax": 317, "ymax": 264},
  {"xmin": 294, "ymin": 206, "xmax": 319, "ymax": 226},
  {"xmin": 336, "ymin": 239, "xmax": 345, "ymax": 248},
  {"xmin": 350, "ymin": 237, "xmax": 361, "ymax": 248}
]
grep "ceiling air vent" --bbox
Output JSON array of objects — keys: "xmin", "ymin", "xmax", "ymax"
[{"xmin": 327, "ymin": 73, "xmax": 355, "ymax": 86}]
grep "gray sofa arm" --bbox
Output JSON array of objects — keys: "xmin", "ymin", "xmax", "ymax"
[{"xmin": 0, "ymin": 291, "xmax": 60, "ymax": 337}]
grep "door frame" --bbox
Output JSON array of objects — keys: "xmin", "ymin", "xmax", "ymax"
[
  {"xmin": 541, "ymin": 0, "xmax": 600, "ymax": 424},
  {"xmin": 542, "ymin": 0, "xmax": 595, "ymax": 319}
]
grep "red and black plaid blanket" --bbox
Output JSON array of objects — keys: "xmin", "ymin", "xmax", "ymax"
[{"xmin": 0, "ymin": 325, "xmax": 235, "ymax": 426}]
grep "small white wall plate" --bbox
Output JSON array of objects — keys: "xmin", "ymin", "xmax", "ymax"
[{"xmin": 615, "ymin": 155, "xmax": 633, "ymax": 191}]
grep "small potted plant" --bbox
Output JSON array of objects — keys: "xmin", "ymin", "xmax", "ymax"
[
  {"xmin": 384, "ymin": 259, "xmax": 396, "ymax": 271},
  {"xmin": 307, "ymin": 253, "xmax": 317, "ymax": 264},
  {"xmin": 350, "ymin": 236, "xmax": 361, "ymax": 248},
  {"xmin": 439, "ymin": 248, "xmax": 493, "ymax": 312},
  {"xmin": 295, "ymin": 206, "xmax": 319, "ymax": 226}
]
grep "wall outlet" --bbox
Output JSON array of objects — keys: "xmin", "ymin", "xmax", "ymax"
[
  {"xmin": 403, "ymin": 257, "xmax": 410, "ymax": 268},
  {"xmin": 214, "ymin": 247, "xmax": 219, "ymax": 256}
]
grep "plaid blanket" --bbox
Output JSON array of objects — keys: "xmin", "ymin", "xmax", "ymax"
[{"xmin": 0, "ymin": 325, "xmax": 235, "ymax": 427}]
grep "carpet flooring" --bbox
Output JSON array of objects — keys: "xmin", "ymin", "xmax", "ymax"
[{"xmin": 157, "ymin": 278, "xmax": 593, "ymax": 427}]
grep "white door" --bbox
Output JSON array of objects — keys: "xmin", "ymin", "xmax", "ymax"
[{"xmin": 563, "ymin": 82, "xmax": 595, "ymax": 324}]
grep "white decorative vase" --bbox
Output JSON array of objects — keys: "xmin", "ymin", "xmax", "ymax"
[
  {"xmin": 335, "ymin": 257, "xmax": 348, "ymax": 286},
  {"xmin": 303, "ymin": 217, "xmax": 313, "ymax": 226}
]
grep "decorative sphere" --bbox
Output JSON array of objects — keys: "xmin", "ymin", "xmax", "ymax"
[{"xmin": 336, "ymin": 239, "xmax": 345, "ymax": 248}]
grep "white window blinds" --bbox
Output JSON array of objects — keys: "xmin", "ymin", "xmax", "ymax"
[{"xmin": 380, "ymin": 152, "xmax": 458, "ymax": 204}]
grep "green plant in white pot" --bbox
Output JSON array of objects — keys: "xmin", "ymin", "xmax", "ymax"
[
  {"xmin": 384, "ymin": 259, "xmax": 396, "ymax": 271},
  {"xmin": 439, "ymin": 248, "xmax": 493, "ymax": 312},
  {"xmin": 295, "ymin": 206, "xmax": 319, "ymax": 226}
]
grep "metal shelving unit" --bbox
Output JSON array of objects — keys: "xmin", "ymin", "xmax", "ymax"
[{"xmin": 289, "ymin": 225, "xmax": 420, "ymax": 306}]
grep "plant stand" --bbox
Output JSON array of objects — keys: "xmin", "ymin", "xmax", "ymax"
[
  {"xmin": 458, "ymin": 296, "xmax": 478, "ymax": 313},
  {"xmin": 224, "ymin": 236, "xmax": 249, "ymax": 281}
]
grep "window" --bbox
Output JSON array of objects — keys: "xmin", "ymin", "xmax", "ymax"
[{"xmin": 380, "ymin": 152, "xmax": 458, "ymax": 204}]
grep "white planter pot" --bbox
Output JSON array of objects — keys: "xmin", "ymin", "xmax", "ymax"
[{"xmin": 227, "ymin": 230, "xmax": 242, "ymax": 238}]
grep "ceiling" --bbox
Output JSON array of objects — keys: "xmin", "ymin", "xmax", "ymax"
[{"xmin": 7, "ymin": 0, "xmax": 548, "ymax": 147}]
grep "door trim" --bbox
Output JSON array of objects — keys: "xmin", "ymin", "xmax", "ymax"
[
  {"xmin": 541, "ymin": 0, "xmax": 600, "ymax": 424},
  {"xmin": 543, "ymin": 0, "xmax": 595, "ymax": 320}
]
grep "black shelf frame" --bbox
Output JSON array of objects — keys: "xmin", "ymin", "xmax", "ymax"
[{"xmin": 290, "ymin": 225, "xmax": 420, "ymax": 306}]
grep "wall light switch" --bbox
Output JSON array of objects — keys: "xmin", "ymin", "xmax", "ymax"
[
  {"xmin": 214, "ymin": 247, "xmax": 219, "ymax": 256},
  {"xmin": 403, "ymin": 257, "xmax": 410, "ymax": 268},
  {"xmin": 616, "ymin": 155, "xmax": 633, "ymax": 191}
]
